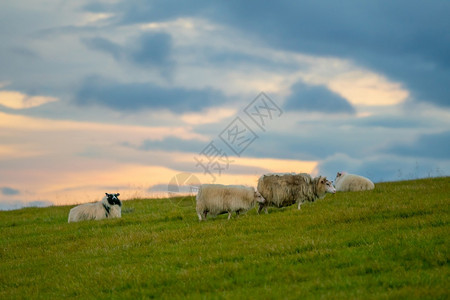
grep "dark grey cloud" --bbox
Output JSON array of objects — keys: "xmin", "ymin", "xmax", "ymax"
[
  {"xmin": 124, "ymin": 137, "xmax": 204, "ymax": 153},
  {"xmin": 82, "ymin": 32, "xmax": 174, "ymax": 77},
  {"xmin": 84, "ymin": 0, "xmax": 450, "ymax": 108},
  {"xmin": 385, "ymin": 131, "xmax": 450, "ymax": 159},
  {"xmin": 359, "ymin": 52, "xmax": 450, "ymax": 108},
  {"xmin": 241, "ymin": 133, "xmax": 328, "ymax": 161},
  {"xmin": 295, "ymin": 112, "xmax": 431, "ymax": 130},
  {"xmin": 10, "ymin": 47, "xmax": 40, "ymax": 59},
  {"xmin": 284, "ymin": 82, "xmax": 355, "ymax": 114},
  {"xmin": 82, "ymin": 36, "xmax": 123, "ymax": 60},
  {"xmin": 1, "ymin": 187, "xmax": 20, "ymax": 196},
  {"xmin": 213, "ymin": 0, "xmax": 450, "ymax": 108},
  {"xmin": 351, "ymin": 115, "xmax": 425, "ymax": 129},
  {"xmin": 195, "ymin": 115, "xmax": 420, "ymax": 162},
  {"xmin": 204, "ymin": 50, "xmax": 300, "ymax": 73},
  {"xmin": 131, "ymin": 32, "xmax": 172, "ymax": 68},
  {"xmin": 74, "ymin": 75, "xmax": 226, "ymax": 112},
  {"xmin": 221, "ymin": 117, "xmax": 446, "ymax": 165},
  {"xmin": 221, "ymin": 128, "xmax": 373, "ymax": 162}
]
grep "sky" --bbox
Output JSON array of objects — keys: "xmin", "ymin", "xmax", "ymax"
[{"xmin": 1, "ymin": 0, "xmax": 449, "ymax": 210}]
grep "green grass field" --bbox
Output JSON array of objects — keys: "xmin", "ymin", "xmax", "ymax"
[{"xmin": 1, "ymin": 177, "xmax": 449, "ymax": 299}]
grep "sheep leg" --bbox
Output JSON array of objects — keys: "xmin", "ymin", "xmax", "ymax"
[
  {"xmin": 203, "ymin": 211, "xmax": 208, "ymax": 220},
  {"xmin": 298, "ymin": 201, "xmax": 302, "ymax": 210},
  {"xmin": 227, "ymin": 212, "xmax": 232, "ymax": 220},
  {"xmin": 257, "ymin": 203, "xmax": 265, "ymax": 214}
]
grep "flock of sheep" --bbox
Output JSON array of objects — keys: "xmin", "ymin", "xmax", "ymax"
[{"xmin": 68, "ymin": 172, "xmax": 374, "ymax": 223}]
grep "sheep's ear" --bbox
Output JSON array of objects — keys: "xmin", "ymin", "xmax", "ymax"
[
  {"xmin": 337, "ymin": 172, "xmax": 341, "ymax": 177},
  {"xmin": 105, "ymin": 193, "xmax": 109, "ymax": 196},
  {"xmin": 116, "ymin": 193, "xmax": 120, "ymax": 196}
]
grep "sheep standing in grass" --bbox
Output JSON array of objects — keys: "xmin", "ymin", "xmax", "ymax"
[
  {"xmin": 68, "ymin": 193, "xmax": 122, "ymax": 223},
  {"xmin": 257, "ymin": 173, "xmax": 336, "ymax": 213},
  {"xmin": 334, "ymin": 172, "xmax": 374, "ymax": 192},
  {"xmin": 196, "ymin": 184, "xmax": 265, "ymax": 221}
]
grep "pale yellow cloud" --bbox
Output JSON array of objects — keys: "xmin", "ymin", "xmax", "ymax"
[
  {"xmin": 0, "ymin": 111, "xmax": 208, "ymax": 206},
  {"xmin": 0, "ymin": 144, "xmax": 48, "ymax": 159},
  {"xmin": 328, "ymin": 71, "xmax": 409, "ymax": 106},
  {"xmin": 181, "ymin": 107, "xmax": 237, "ymax": 125},
  {"xmin": 46, "ymin": 155, "xmax": 318, "ymax": 206},
  {"xmin": 0, "ymin": 111, "xmax": 206, "ymax": 141},
  {"xmin": 41, "ymin": 164, "xmax": 177, "ymax": 195},
  {"xmin": 0, "ymin": 132, "xmax": 318, "ymax": 206},
  {"xmin": 141, "ymin": 18, "xmax": 200, "ymax": 31},
  {"xmin": 77, "ymin": 12, "xmax": 114, "ymax": 26},
  {"xmin": 0, "ymin": 91, "xmax": 58, "ymax": 109}
]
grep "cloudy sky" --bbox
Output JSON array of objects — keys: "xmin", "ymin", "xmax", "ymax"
[{"xmin": 1, "ymin": 0, "xmax": 449, "ymax": 210}]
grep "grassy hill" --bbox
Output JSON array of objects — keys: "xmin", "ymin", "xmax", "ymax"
[{"xmin": 1, "ymin": 177, "xmax": 449, "ymax": 299}]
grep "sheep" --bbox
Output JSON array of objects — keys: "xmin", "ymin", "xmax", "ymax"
[
  {"xmin": 334, "ymin": 172, "xmax": 374, "ymax": 192},
  {"xmin": 68, "ymin": 193, "xmax": 122, "ymax": 223},
  {"xmin": 196, "ymin": 184, "xmax": 265, "ymax": 221},
  {"xmin": 257, "ymin": 173, "xmax": 336, "ymax": 213}
]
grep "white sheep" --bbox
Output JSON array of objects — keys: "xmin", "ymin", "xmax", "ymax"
[
  {"xmin": 196, "ymin": 184, "xmax": 265, "ymax": 221},
  {"xmin": 257, "ymin": 173, "xmax": 336, "ymax": 213},
  {"xmin": 68, "ymin": 193, "xmax": 122, "ymax": 223},
  {"xmin": 334, "ymin": 172, "xmax": 374, "ymax": 192}
]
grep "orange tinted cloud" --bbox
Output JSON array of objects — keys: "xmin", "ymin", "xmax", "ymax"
[
  {"xmin": 0, "ymin": 91, "xmax": 58, "ymax": 109},
  {"xmin": 328, "ymin": 71, "xmax": 409, "ymax": 106}
]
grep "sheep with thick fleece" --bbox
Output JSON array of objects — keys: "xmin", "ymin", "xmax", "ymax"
[
  {"xmin": 196, "ymin": 184, "xmax": 265, "ymax": 221},
  {"xmin": 334, "ymin": 172, "xmax": 374, "ymax": 192},
  {"xmin": 68, "ymin": 193, "xmax": 122, "ymax": 223},
  {"xmin": 257, "ymin": 173, "xmax": 336, "ymax": 213}
]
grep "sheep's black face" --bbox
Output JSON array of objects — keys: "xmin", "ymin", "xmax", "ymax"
[{"xmin": 106, "ymin": 193, "xmax": 122, "ymax": 207}]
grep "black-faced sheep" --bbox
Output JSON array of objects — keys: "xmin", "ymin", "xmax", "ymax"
[
  {"xmin": 68, "ymin": 193, "xmax": 121, "ymax": 223},
  {"xmin": 196, "ymin": 184, "xmax": 265, "ymax": 221},
  {"xmin": 257, "ymin": 173, "xmax": 336, "ymax": 213}
]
